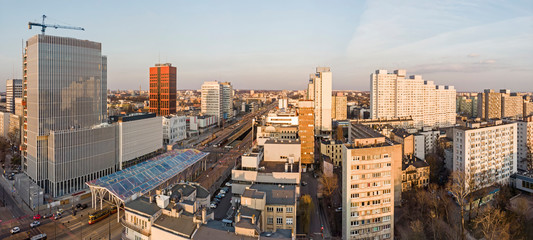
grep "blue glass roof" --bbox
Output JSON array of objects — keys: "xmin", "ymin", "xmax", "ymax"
[{"xmin": 86, "ymin": 149, "xmax": 209, "ymax": 202}]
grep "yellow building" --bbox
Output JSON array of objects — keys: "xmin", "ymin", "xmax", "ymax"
[
  {"xmin": 320, "ymin": 139, "xmax": 344, "ymax": 166},
  {"xmin": 332, "ymin": 94, "xmax": 347, "ymax": 121},
  {"xmin": 401, "ymin": 156, "xmax": 430, "ymax": 192}
]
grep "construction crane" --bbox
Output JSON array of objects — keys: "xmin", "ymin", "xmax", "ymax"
[{"xmin": 28, "ymin": 15, "xmax": 84, "ymax": 35}]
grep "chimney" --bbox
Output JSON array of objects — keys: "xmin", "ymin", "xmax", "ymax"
[
  {"xmin": 251, "ymin": 214, "xmax": 256, "ymax": 225},
  {"xmin": 149, "ymin": 195, "xmax": 153, "ymax": 203},
  {"xmin": 202, "ymin": 207, "xmax": 207, "ymax": 224}
]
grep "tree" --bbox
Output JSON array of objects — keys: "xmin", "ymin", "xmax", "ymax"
[
  {"xmin": 446, "ymin": 171, "xmax": 470, "ymax": 240},
  {"xmin": 298, "ymin": 194, "xmax": 314, "ymax": 234},
  {"xmin": 319, "ymin": 173, "xmax": 338, "ymax": 198},
  {"xmin": 472, "ymin": 205, "xmax": 511, "ymax": 240},
  {"xmin": 408, "ymin": 220, "xmax": 426, "ymax": 240},
  {"xmin": 335, "ymin": 125, "xmax": 344, "ymax": 142}
]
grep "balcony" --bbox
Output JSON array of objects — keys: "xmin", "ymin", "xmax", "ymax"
[{"xmin": 120, "ymin": 217, "xmax": 151, "ymax": 237}]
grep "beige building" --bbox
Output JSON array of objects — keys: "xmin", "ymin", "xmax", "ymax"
[
  {"xmin": 321, "ymin": 139, "xmax": 344, "ymax": 166},
  {"xmin": 332, "ymin": 93, "xmax": 347, "ymax": 121},
  {"xmin": 307, "ymin": 67, "xmax": 332, "ymax": 133},
  {"xmin": 370, "ymin": 69, "xmax": 456, "ymax": 128},
  {"xmin": 524, "ymin": 100, "xmax": 533, "ymax": 117},
  {"xmin": 235, "ymin": 184, "xmax": 297, "ymax": 237},
  {"xmin": 232, "ymin": 140, "xmax": 301, "ymax": 198},
  {"xmin": 390, "ymin": 129, "xmax": 414, "ymax": 157},
  {"xmin": 341, "ymin": 124, "xmax": 401, "ymax": 240},
  {"xmin": 478, "ymin": 89, "xmax": 525, "ymax": 120},
  {"xmin": 401, "ymin": 156, "xmax": 430, "ymax": 192},
  {"xmin": 517, "ymin": 116, "xmax": 533, "ymax": 171}
]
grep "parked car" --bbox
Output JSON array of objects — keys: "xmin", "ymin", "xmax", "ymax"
[
  {"xmin": 214, "ymin": 198, "xmax": 221, "ymax": 203},
  {"xmin": 10, "ymin": 227, "xmax": 20, "ymax": 234},
  {"xmin": 53, "ymin": 215, "xmax": 61, "ymax": 220},
  {"xmin": 30, "ymin": 221, "xmax": 40, "ymax": 228},
  {"xmin": 57, "ymin": 209, "xmax": 64, "ymax": 214},
  {"xmin": 225, "ymin": 182, "xmax": 232, "ymax": 187},
  {"xmin": 33, "ymin": 214, "xmax": 41, "ymax": 220},
  {"xmin": 219, "ymin": 189, "xmax": 226, "ymax": 194},
  {"xmin": 335, "ymin": 207, "xmax": 342, "ymax": 212},
  {"xmin": 76, "ymin": 203, "xmax": 82, "ymax": 208},
  {"xmin": 43, "ymin": 213, "xmax": 53, "ymax": 219},
  {"xmin": 210, "ymin": 203, "xmax": 217, "ymax": 209},
  {"xmin": 80, "ymin": 204, "xmax": 88, "ymax": 209},
  {"xmin": 301, "ymin": 181, "xmax": 308, "ymax": 186}
]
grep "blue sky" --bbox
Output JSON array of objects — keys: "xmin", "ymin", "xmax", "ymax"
[{"xmin": 1, "ymin": 0, "xmax": 532, "ymax": 91}]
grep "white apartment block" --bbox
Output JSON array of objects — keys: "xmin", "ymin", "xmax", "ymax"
[
  {"xmin": 307, "ymin": 67, "xmax": 332, "ymax": 133},
  {"xmin": 162, "ymin": 115, "xmax": 187, "ymax": 145},
  {"xmin": 6, "ymin": 79, "xmax": 23, "ymax": 114},
  {"xmin": 370, "ymin": 69, "xmax": 456, "ymax": 129},
  {"xmin": 453, "ymin": 122, "xmax": 517, "ymax": 192},
  {"xmin": 201, "ymin": 81, "xmax": 233, "ymax": 124},
  {"xmin": 517, "ymin": 116, "xmax": 533, "ymax": 171},
  {"xmin": 413, "ymin": 128, "xmax": 441, "ymax": 160}
]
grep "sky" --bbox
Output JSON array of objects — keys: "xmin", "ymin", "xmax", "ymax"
[{"xmin": 0, "ymin": 0, "xmax": 532, "ymax": 92}]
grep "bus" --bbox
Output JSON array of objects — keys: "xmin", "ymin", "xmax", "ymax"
[{"xmin": 88, "ymin": 206, "xmax": 117, "ymax": 224}]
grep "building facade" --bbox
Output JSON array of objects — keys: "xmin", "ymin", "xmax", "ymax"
[
  {"xmin": 149, "ymin": 63, "xmax": 177, "ymax": 116},
  {"xmin": 307, "ymin": 67, "xmax": 332, "ymax": 133},
  {"xmin": 401, "ymin": 156, "xmax": 430, "ymax": 192},
  {"xmin": 341, "ymin": 125, "xmax": 401, "ymax": 240},
  {"xmin": 162, "ymin": 115, "xmax": 187, "ymax": 145},
  {"xmin": 6, "ymin": 79, "xmax": 23, "ymax": 114},
  {"xmin": 332, "ymin": 94, "xmax": 348, "ymax": 121},
  {"xmin": 22, "ymin": 34, "xmax": 111, "ymax": 196},
  {"xmin": 453, "ymin": 122, "xmax": 517, "ymax": 192},
  {"xmin": 370, "ymin": 69, "xmax": 456, "ymax": 128},
  {"xmin": 298, "ymin": 100, "xmax": 315, "ymax": 167},
  {"xmin": 201, "ymin": 81, "xmax": 233, "ymax": 125},
  {"xmin": 517, "ymin": 116, "xmax": 533, "ymax": 171},
  {"xmin": 477, "ymin": 89, "xmax": 525, "ymax": 120}
]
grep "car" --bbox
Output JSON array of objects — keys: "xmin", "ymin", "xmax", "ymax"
[
  {"xmin": 335, "ymin": 207, "xmax": 342, "ymax": 212},
  {"xmin": 57, "ymin": 209, "xmax": 64, "ymax": 214},
  {"xmin": 30, "ymin": 221, "xmax": 40, "ymax": 228},
  {"xmin": 225, "ymin": 182, "xmax": 232, "ymax": 187},
  {"xmin": 80, "ymin": 204, "xmax": 88, "ymax": 209},
  {"xmin": 10, "ymin": 227, "xmax": 20, "ymax": 234},
  {"xmin": 33, "ymin": 214, "xmax": 41, "ymax": 220},
  {"xmin": 301, "ymin": 181, "xmax": 308, "ymax": 186},
  {"xmin": 214, "ymin": 198, "xmax": 221, "ymax": 203},
  {"xmin": 313, "ymin": 172, "xmax": 319, "ymax": 178},
  {"xmin": 76, "ymin": 203, "xmax": 82, "ymax": 208},
  {"xmin": 53, "ymin": 215, "xmax": 61, "ymax": 220},
  {"xmin": 264, "ymin": 232, "xmax": 273, "ymax": 237},
  {"xmin": 222, "ymin": 187, "xmax": 230, "ymax": 192},
  {"xmin": 43, "ymin": 213, "xmax": 53, "ymax": 219},
  {"xmin": 219, "ymin": 189, "xmax": 226, "ymax": 194},
  {"xmin": 210, "ymin": 203, "xmax": 217, "ymax": 209}
]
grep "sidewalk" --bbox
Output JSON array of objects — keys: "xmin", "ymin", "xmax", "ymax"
[{"xmin": 0, "ymin": 170, "xmax": 33, "ymax": 216}]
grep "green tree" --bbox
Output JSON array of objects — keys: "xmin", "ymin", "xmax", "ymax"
[{"xmin": 298, "ymin": 194, "xmax": 314, "ymax": 234}]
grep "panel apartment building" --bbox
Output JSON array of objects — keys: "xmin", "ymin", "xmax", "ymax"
[
  {"xmin": 22, "ymin": 34, "xmax": 115, "ymax": 197},
  {"xmin": 307, "ymin": 67, "xmax": 332, "ymax": 133},
  {"xmin": 370, "ymin": 69, "xmax": 456, "ymax": 128},
  {"xmin": 342, "ymin": 124, "xmax": 401, "ymax": 240},
  {"xmin": 452, "ymin": 121, "xmax": 517, "ymax": 192}
]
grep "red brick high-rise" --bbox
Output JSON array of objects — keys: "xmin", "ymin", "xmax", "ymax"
[{"xmin": 149, "ymin": 63, "xmax": 176, "ymax": 116}]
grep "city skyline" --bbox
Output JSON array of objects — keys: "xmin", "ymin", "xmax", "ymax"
[{"xmin": 0, "ymin": 0, "xmax": 532, "ymax": 92}]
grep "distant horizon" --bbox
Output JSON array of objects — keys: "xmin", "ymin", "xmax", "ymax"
[{"xmin": 1, "ymin": 0, "xmax": 532, "ymax": 92}]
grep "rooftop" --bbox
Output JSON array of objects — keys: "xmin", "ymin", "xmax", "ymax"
[
  {"xmin": 153, "ymin": 212, "xmax": 197, "ymax": 238},
  {"xmin": 264, "ymin": 139, "xmax": 301, "ymax": 144},
  {"xmin": 402, "ymin": 155, "xmax": 429, "ymax": 170},
  {"xmin": 242, "ymin": 188, "xmax": 265, "ymax": 200},
  {"xmin": 125, "ymin": 196, "xmax": 162, "ymax": 217},
  {"xmin": 250, "ymin": 184, "xmax": 296, "ymax": 205},
  {"xmin": 391, "ymin": 128, "xmax": 411, "ymax": 138},
  {"xmin": 350, "ymin": 124, "xmax": 384, "ymax": 139},
  {"xmin": 258, "ymin": 161, "xmax": 299, "ymax": 173},
  {"xmin": 192, "ymin": 220, "xmax": 256, "ymax": 240},
  {"xmin": 86, "ymin": 149, "xmax": 208, "ymax": 203}
]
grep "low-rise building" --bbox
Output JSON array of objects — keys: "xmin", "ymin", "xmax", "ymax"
[
  {"xmin": 401, "ymin": 156, "xmax": 430, "ymax": 192},
  {"xmin": 122, "ymin": 182, "xmax": 213, "ymax": 240},
  {"xmin": 236, "ymin": 184, "xmax": 297, "ymax": 237},
  {"xmin": 320, "ymin": 139, "xmax": 344, "ymax": 166},
  {"xmin": 162, "ymin": 115, "xmax": 187, "ymax": 145},
  {"xmin": 511, "ymin": 171, "xmax": 533, "ymax": 194}
]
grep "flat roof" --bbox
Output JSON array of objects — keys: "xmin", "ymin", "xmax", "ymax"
[
  {"xmin": 125, "ymin": 196, "xmax": 161, "ymax": 217},
  {"xmin": 86, "ymin": 149, "xmax": 208, "ymax": 203},
  {"xmin": 350, "ymin": 124, "xmax": 384, "ymax": 139},
  {"xmin": 250, "ymin": 184, "xmax": 296, "ymax": 205},
  {"xmin": 264, "ymin": 139, "xmax": 301, "ymax": 144},
  {"xmin": 154, "ymin": 212, "xmax": 197, "ymax": 237}
]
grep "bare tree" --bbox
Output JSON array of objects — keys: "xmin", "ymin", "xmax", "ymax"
[
  {"xmin": 446, "ymin": 171, "xmax": 470, "ymax": 240},
  {"xmin": 473, "ymin": 205, "xmax": 511, "ymax": 240},
  {"xmin": 319, "ymin": 173, "xmax": 338, "ymax": 198}
]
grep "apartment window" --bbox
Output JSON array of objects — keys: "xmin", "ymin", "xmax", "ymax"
[
  {"xmin": 276, "ymin": 217, "xmax": 283, "ymax": 225},
  {"xmin": 351, "ymin": 220, "xmax": 359, "ymax": 226},
  {"xmin": 383, "ymin": 215, "xmax": 391, "ymax": 222},
  {"xmin": 286, "ymin": 218, "xmax": 293, "ymax": 225},
  {"xmin": 351, "ymin": 193, "xmax": 359, "ymax": 198},
  {"xmin": 267, "ymin": 207, "xmax": 274, "ymax": 212},
  {"xmin": 267, "ymin": 217, "xmax": 273, "ymax": 225},
  {"xmin": 276, "ymin": 207, "xmax": 284, "ymax": 213},
  {"xmin": 383, "ymin": 189, "xmax": 391, "ymax": 194},
  {"xmin": 351, "ymin": 184, "xmax": 358, "ymax": 189},
  {"xmin": 351, "ymin": 211, "xmax": 358, "ymax": 217},
  {"xmin": 286, "ymin": 207, "xmax": 293, "ymax": 213}
]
